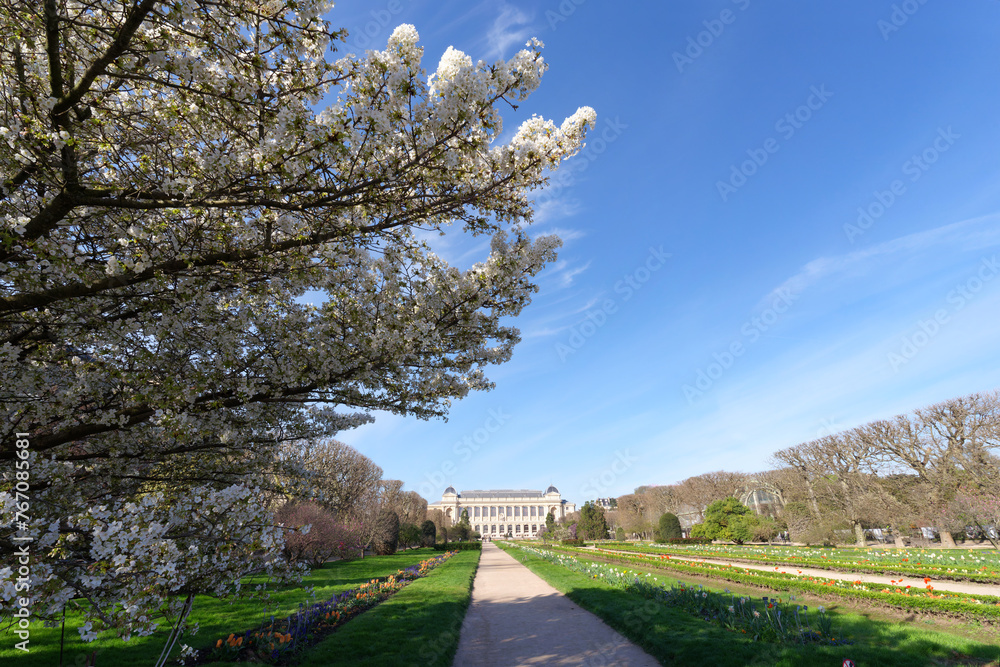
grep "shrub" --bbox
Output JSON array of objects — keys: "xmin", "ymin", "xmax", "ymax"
[
  {"xmin": 654, "ymin": 512, "xmax": 682, "ymax": 542},
  {"xmin": 275, "ymin": 501, "xmax": 364, "ymax": 566},
  {"xmin": 702, "ymin": 497, "xmax": 753, "ymax": 543},
  {"xmin": 420, "ymin": 519, "xmax": 437, "ymax": 547},
  {"xmin": 561, "ymin": 538, "xmax": 587, "ymax": 546},
  {"xmin": 399, "ymin": 523, "xmax": 421, "ymax": 550},
  {"xmin": 372, "ymin": 508, "xmax": 400, "ymax": 555},
  {"xmin": 615, "ymin": 527, "xmax": 625, "ymax": 541},
  {"xmin": 578, "ymin": 502, "xmax": 609, "ymax": 540}
]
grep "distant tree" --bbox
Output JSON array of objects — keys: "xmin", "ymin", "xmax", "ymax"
[
  {"xmin": 654, "ymin": 512, "xmax": 682, "ymax": 542},
  {"xmin": 615, "ymin": 527, "xmax": 625, "ymax": 541},
  {"xmin": 288, "ymin": 439, "xmax": 383, "ymax": 518},
  {"xmin": 748, "ymin": 514, "xmax": 779, "ymax": 544},
  {"xmin": 615, "ymin": 494, "xmax": 651, "ymax": 539},
  {"xmin": 545, "ymin": 511, "xmax": 556, "ymax": 534},
  {"xmin": 859, "ymin": 390, "xmax": 1000, "ymax": 548},
  {"xmin": 275, "ymin": 501, "xmax": 365, "ymax": 566},
  {"xmin": 578, "ymin": 502, "xmax": 608, "ymax": 540},
  {"xmin": 702, "ymin": 497, "xmax": 752, "ymax": 544},
  {"xmin": 393, "ymin": 491, "xmax": 429, "ymax": 526},
  {"xmin": 372, "ymin": 509, "xmax": 400, "ymax": 555},
  {"xmin": 399, "ymin": 523, "xmax": 422, "ymax": 550},
  {"xmin": 453, "ymin": 509, "xmax": 472, "ymax": 541},
  {"xmin": 276, "ymin": 501, "xmax": 338, "ymax": 567},
  {"xmin": 420, "ymin": 520, "xmax": 437, "ymax": 547}
]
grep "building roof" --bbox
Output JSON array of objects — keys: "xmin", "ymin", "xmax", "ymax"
[
  {"xmin": 457, "ymin": 489, "xmax": 548, "ymax": 499},
  {"xmin": 443, "ymin": 486, "xmax": 456, "ymax": 494},
  {"xmin": 545, "ymin": 485, "xmax": 559, "ymax": 494}
]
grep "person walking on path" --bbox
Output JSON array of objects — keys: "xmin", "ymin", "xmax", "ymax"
[{"xmin": 453, "ymin": 542, "xmax": 659, "ymax": 667}]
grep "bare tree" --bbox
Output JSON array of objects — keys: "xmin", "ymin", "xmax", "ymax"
[
  {"xmin": 394, "ymin": 491, "xmax": 428, "ymax": 526},
  {"xmin": 614, "ymin": 494, "xmax": 651, "ymax": 539},
  {"xmin": 770, "ymin": 449, "xmax": 823, "ymax": 521},
  {"xmin": 292, "ymin": 439, "xmax": 385, "ymax": 518},
  {"xmin": 859, "ymin": 390, "xmax": 1000, "ymax": 548}
]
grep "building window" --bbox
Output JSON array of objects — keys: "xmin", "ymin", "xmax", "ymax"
[
  {"xmin": 515, "ymin": 524, "xmax": 520, "ymax": 533},
  {"xmin": 506, "ymin": 506, "xmax": 512, "ymax": 516},
  {"xmin": 474, "ymin": 506, "xmax": 480, "ymax": 517},
  {"xmin": 523, "ymin": 524, "xmax": 528, "ymax": 533},
  {"xmin": 532, "ymin": 524, "xmax": 537, "ymax": 533},
  {"xmin": 514, "ymin": 506, "xmax": 520, "ymax": 517},
  {"xmin": 490, "ymin": 506, "xmax": 496, "ymax": 517},
  {"xmin": 538, "ymin": 505, "xmax": 543, "ymax": 516},
  {"xmin": 529, "ymin": 506, "xmax": 535, "ymax": 517},
  {"xmin": 507, "ymin": 524, "xmax": 513, "ymax": 535},
  {"xmin": 522, "ymin": 506, "xmax": 528, "ymax": 516},
  {"xmin": 491, "ymin": 525, "xmax": 497, "ymax": 533},
  {"xmin": 475, "ymin": 525, "xmax": 480, "ymax": 533}
]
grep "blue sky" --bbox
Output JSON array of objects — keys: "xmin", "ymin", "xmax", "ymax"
[{"xmin": 324, "ymin": 0, "xmax": 1000, "ymax": 506}]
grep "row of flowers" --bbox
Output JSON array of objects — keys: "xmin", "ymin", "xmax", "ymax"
[
  {"xmin": 501, "ymin": 542, "xmax": 847, "ymax": 645},
  {"xmin": 597, "ymin": 542, "xmax": 1000, "ymax": 583},
  {"xmin": 178, "ymin": 551, "xmax": 458, "ymax": 665},
  {"xmin": 555, "ymin": 545, "xmax": 1000, "ymax": 622}
]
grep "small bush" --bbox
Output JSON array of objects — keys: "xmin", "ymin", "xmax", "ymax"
[
  {"xmin": 663, "ymin": 537, "xmax": 712, "ymax": 545},
  {"xmin": 433, "ymin": 541, "xmax": 481, "ymax": 551},
  {"xmin": 561, "ymin": 538, "xmax": 587, "ymax": 546},
  {"xmin": 654, "ymin": 513, "xmax": 682, "ymax": 542}
]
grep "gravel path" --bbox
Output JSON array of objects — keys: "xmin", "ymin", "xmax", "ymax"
[
  {"xmin": 452, "ymin": 542, "xmax": 659, "ymax": 667},
  {"xmin": 586, "ymin": 547, "xmax": 1000, "ymax": 597}
]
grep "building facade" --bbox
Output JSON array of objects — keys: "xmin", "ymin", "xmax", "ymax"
[{"xmin": 428, "ymin": 486, "xmax": 576, "ymax": 539}]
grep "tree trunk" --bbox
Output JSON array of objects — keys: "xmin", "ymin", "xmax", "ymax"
[
  {"xmin": 853, "ymin": 521, "xmax": 866, "ymax": 547},
  {"xmin": 939, "ymin": 528, "xmax": 957, "ymax": 549},
  {"xmin": 805, "ymin": 478, "xmax": 822, "ymax": 520},
  {"xmin": 894, "ymin": 535, "xmax": 907, "ymax": 549}
]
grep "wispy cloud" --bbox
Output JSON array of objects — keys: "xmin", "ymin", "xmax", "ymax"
[
  {"xmin": 486, "ymin": 3, "xmax": 534, "ymax": 60},
  {"xmin": 532, "ymin": 194, "xmax": 582, "ymax": 224},
  {"xmin": 534, "ymin": 225, "xmax": 586, "ymax": 243},
  {"xmin": 764, "ymin": 213, "xmax": 1000, "ymax": 306},
  {"xmin": 547, "ymin": 259, "xmax": 592, "ymax": 288}
]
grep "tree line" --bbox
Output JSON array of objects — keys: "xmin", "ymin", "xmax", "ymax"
[{"xmin": 607, "ymin": 390, "xmax": 1000, "ymax": 547}]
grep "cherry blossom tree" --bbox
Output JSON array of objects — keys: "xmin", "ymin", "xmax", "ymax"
[{"xmin": 0, "ymin": 0, "xmax": 594, "ymax": 647}]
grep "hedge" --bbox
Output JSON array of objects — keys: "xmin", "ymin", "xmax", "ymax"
[
  {"xmin": 560, "ymin": 539, "xmax": 587, "ymax": 546},
  {"xmin": 433, "ymin": 541, "xmax": 481, "ymax": 551}
]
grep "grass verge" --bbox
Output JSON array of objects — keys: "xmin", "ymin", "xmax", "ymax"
[
  {"xmin": 498, "ymin": 543, "xmax": 1000, "ymax": 666},
  {"xmin": 293, "ymin": 548, "xmax": 480, "ymax": 667},
  {"xmin": 0, "ymin": 549, "xmax": 440, "ymax": 667}
]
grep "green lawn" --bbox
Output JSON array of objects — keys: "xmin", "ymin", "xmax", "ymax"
[
  {"xmin": 295, "ymin": 549, "xmax": 480, "ymax": 667},
  {"xmin": 1, "ymin": 549, "xmax": 441, "ymax": 667},
  {"xmin": 499, "ymin": 543, "xmax": 1000, "ymax": 666},
  {"xmin": 598, "ymin": 542, "xmax": 1000, "ymax": 582}
]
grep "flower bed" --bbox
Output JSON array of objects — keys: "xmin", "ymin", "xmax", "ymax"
[
  {"xmin": 597, "ymin": 542, "xmax": 1000, "ymax": 583},
  {"xmin": 501, "ymin": 542, "xmax": 848, "ymax": 645},
  {"xmin": 550, "ymin": 545, "xmax": 1000, "ymax": 622},
  {"xmin": 185, "ymin": 551, "xmax": 458, "ymax": 665}
]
